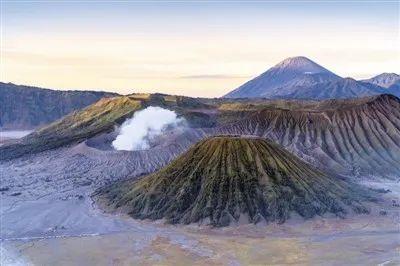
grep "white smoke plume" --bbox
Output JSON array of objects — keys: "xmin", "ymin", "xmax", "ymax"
[{"xmin": 112, "ymin": 106, "xmax": 185, "ymax": 151}]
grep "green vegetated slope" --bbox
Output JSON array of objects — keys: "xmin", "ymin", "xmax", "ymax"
[
  {"xmin": 0, "ymin": 96, "xmax": 142, "ymax": 159},
  {"xmin": 99, "ymin": 136, "xmax": 376, "ymax": 227},
  {"xmin": 0, "ymin": 93, "xmax": 215, "ymax": 160}
]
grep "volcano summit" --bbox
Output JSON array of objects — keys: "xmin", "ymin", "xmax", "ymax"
[{"xmin": 224, "ymin": 56, "xmax": 341, "ymax": 98}]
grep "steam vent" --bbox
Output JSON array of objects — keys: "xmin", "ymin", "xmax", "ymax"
[{"xmin": 99, "ymin": 136, "xmax": 375, "ymax": 227}]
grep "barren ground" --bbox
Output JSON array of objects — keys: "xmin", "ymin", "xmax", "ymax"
[{"xmin": 1, "ymin": 139, "xmax": 399, "ymax": 265}]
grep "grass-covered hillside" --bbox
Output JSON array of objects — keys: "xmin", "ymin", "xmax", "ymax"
[
  {"xmin": 0, "ymin": 96, "xmax": 141, "ymax": 159},
  {"xmin": 0, "ymin": 93, "xmax": 215, "ymax": 160},
  {"xmin": 98, "ymin": 136, "xmax": 376, "ymax": 227}
]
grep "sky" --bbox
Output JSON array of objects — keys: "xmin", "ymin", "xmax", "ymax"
[{"xmin": 1, "ymin": 1, "xmax": 399, "ymax": 97}]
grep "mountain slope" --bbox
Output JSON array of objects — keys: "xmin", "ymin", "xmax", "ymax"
[
  {"xmin": 224, "ymin": 56, "xmax": 341, "ymax": 98},
  {"xmin": 0, "ymin": 82, "xmax": 117, "ymax": 129},
  {"xmin": 98, "ymin": 137, "xmax": 375, "ymax": 226},
  {"xmin": 362, "ymin": 73, "xmax": 400, "ymax": 97},
  {"xmin": 363, "ymin": 73, "xmax": 400, "ymax": 88},
  {"xmin": 271, "ymin": 78, "xmax": 386, "ymax": 100}
]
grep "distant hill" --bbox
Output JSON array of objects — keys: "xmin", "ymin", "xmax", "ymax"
[
  {"xmin": 224, "ymin": 56, "xmax": 396, "ymax": 99},
  {"xmin": 98, "ymin": 136, "xmax": 375, "ymax": 226},
  {"xmin": 0, "ymin": 82, "xmax": 117, "ymax": 129},
  {"xmin": 362, "ymin": 73, "xmax": 400, "ymax": 88},
  {"xmin": 362, "ymin": 73, "xmax": 400, "ymax": 97}
]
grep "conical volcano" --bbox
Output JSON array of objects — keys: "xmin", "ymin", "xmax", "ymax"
[
  {"xmin": 99, "ymin": 136, "xmax": 374, "ymax": 227},
  {"xmin": 224, "ymin": 56, "xmax": 341, "ymax": 98}
]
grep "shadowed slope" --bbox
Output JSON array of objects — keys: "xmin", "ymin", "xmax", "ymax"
[
  {"xmin": 0, "ymin": 82, "xmax": 117, "ymax": 129},
  {"xmin": 98, "ymin": 137, "xmax": 375, "ymax": 227},
  {"xmin": 270, "ymin": 78, "xmax": 386, "ymax": 100}
]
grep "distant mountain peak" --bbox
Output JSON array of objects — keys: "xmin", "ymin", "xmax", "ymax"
[
  {"xmin": 272, "ymin": 56, "xmax": 333, "ymax": 74},
  {"xmin": 362, "ymin": 73, "xmax": 400, "ymax": 89},
  {"xmin": 276, "ymin": 56, "xmax": 313, "ymax": 64},
  {"xmin": 374, "ymin": 72, "xmax": 399, "ymax": 79},
  {"xmin": 275, "ymin": 56, "xmax": 316, "ymax": 67},
  {"xmin": 224, "ymin": 56, "xmax": 340, "ymax": 98}
]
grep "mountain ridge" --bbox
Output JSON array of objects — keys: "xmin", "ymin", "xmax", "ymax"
[
  {"xmin": 0, "ymin": 82, "xmax": 118, "ymax": 129},
  {"xmin": 269, "ymin": 77, "xmax": 386, "ymax": 100},
  {"xmin": 224, "ymin": 57, "xmax": 398, "ymax": 99},
  {"xmin": 362, "ymin": 73, "xmax": 400, "ymax": 97},
  {"xmin": 362, "ymin": 73, "xmax": 400, "ymax": 88},
  {"xmin": 2, "ymin": 93, "xmax": 399, "ymax": 179}
]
